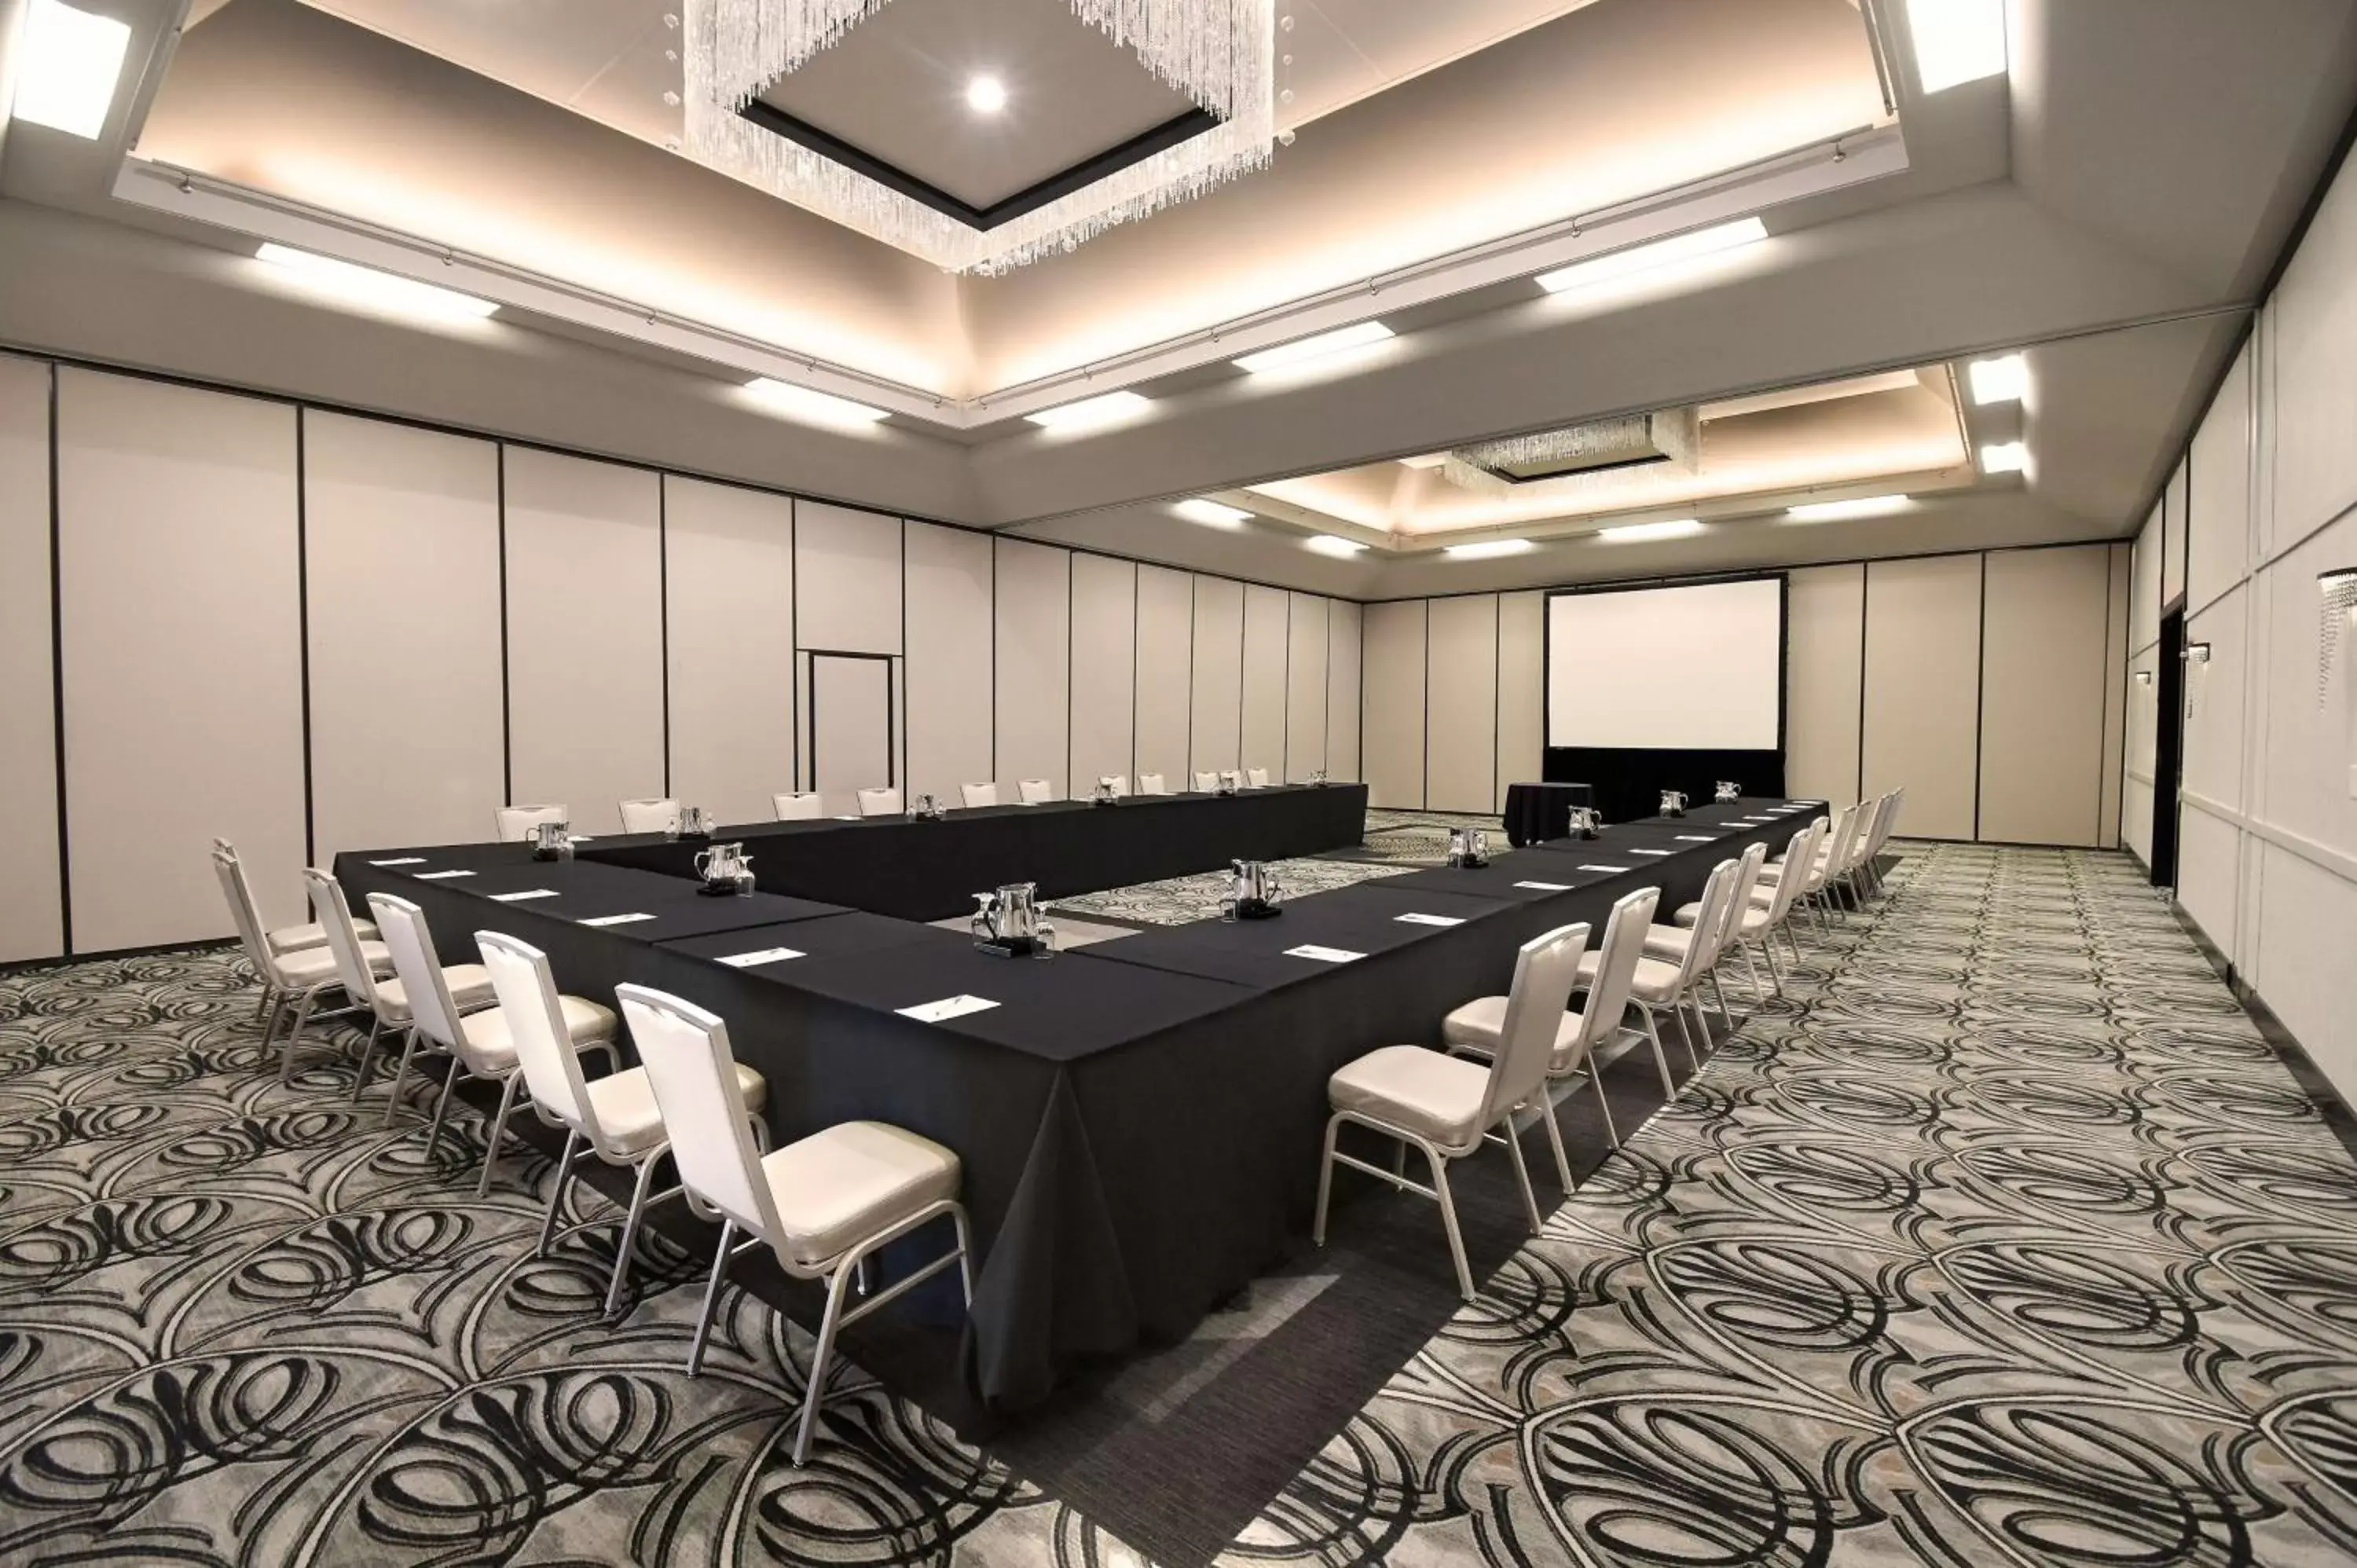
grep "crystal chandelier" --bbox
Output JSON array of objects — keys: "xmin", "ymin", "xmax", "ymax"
[
  {"xmin": 686, "ymin": 0, "xmax": 1277, "ymax": 274},
  {"xmin": 1443, "ymin": 410, "xmax": 1703, "ymax": 496}
]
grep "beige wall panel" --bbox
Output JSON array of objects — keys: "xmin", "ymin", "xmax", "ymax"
[
  {"xmin": 2130, "ymin": 507, "xmax": 2162, "ymax": 654},
  {"xmin": 2255, "ymin": 842, "xmax": 2357, "ymax": 1105},
  {"xmin": 1286, "ymin": 594, "xmax": 1330, "ymax": 781},
  {"xmin": 2101, "ymin": 544, "xmax": 2130, "ymax": 847},
  {"xmin": 1495, "ymin": 592, "xmax": 1544, "ymax": 811},
  {"xmin": 994, "ymin": 538, "xmax": 1071, "ymax": 797},
  {"xmin": 1189, "ymin": 576, "xmax": 1244, "ymax": 776},
  {"xmin": 1784, "ymin": 564, "xmax": 1864, "ymax": 811},
  {"xmin": 1425, "ymin": 594, "xmax": 1499, "ymax": 814},
  {"xmin": 306, "ymin": 412, "xmax": 503, "ymax": 862},
  {"xmin": 503, "ymin": 446, "xmax": 665, "ymax": 833},
  {"xmin": 794, "ymin": 500, "xmax": 902, "ymax": 655},
  {"xmin": 2162, "ymin": 460, "xmax": 2189, "ymax": 608},
  {"xmin": 58, "ymin": 370, "xmax": 306, "ymax": 947},
  {"xmin": 2122, "ymin": 777, "xmax": 2155, "ymax": 868},
  {"xmin": 2181, "ymin": 586, "xmax": 2247, "ymax": 815},
  {"xmin": 2268, "ymin": 148, "xmax": 2357, "ymax": 549},
  {"xmin": 1978, "ymin": 546, "xmax": 2113, "ymax": 846},
  {"xmin": 1134, "ymin": 564, "xmax": 1193, "ymax": 785},
  {"xmin": 1861, "ymin": 554, "xmax": 1981, "ymax": 840},
  {"xmin": 1070, "ymin": 552, "xmax": 1137, "ymax": 788},
  {"xmin": 2259, "ymin": 512, "xmax": 2357, "ymax": 855},
  {"xmin": 1362, "ymin": 599, "xmax": 1428, "ymax": 808},
  {"xmin": 1328, "ymin": 599, "xmax": 1363, "ymax": 783},
  {"xmin": 665, "ymin": 477, "xmax": 794, "ymax": 824},
  {"xmin": 2176, "ymin": 802, "xmax": 2242, "ymax": 966},
  {"xmin": 1241, "ymin": 584, "xmax": 1289, "ymax": 779},
  {"xmin": 0, "ymin": 357, "xmax": 60, "ymax": 960},
  {"xmin": 2187, "ymin": 340, "xmax": 2253, "ymax": 616},
  {"xmin": 903, "ymin": 521, "xmax": 995, "ymax": 805}
]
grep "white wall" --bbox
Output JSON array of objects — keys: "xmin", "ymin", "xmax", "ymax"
[
  {"xmin": 2165, "ymin": 138, "xmax": 2357, "ymax": 1105},
  {"xmin": 2, "ymin": 354, "xmax": 1363, "ymax": 962}
]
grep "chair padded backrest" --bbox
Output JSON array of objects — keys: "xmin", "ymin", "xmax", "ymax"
[
  {"xmin": 960, "ymin": 782, "xmax": 1000, "ymax": 808},
  {"xmin": 1710, "ymin": 843, "xmax": 1769, "ymax": 958},
  {"xmin": 1103, "ymin": 775, "xmax": 1130, "ymax": 797},
  {"xmin": 496, "ymin": 804, "xmax": 567, "ymax": 842},
  {"xmin": 368, "ymin": 893, "xmax": 468, "ymax": 1053},
  {"xmin": 1813, "ymin": 804, "xmax": 1860, "ymax": 892},
  {"xmin": 212, "ymin": 848, "xmax": 277, "ymax": 975},
  {"xmin": 1764, "ymin": 818, "xmax": 1827, "ymax": 923},
  {"xmin": 1479, "ymin": 921, "xmax": 1590, "ymax": 1130},
  {"xmin": 618, "ymin": 984, "xmax": 778, "ymax": 1240},
  {"xmin": 618, "ymin": 798, "xmax": 681, "ymax": 834},
  {"xmin": 1018, "ymin": 779, "xmax": 1053, "ymax": 804},
  {"xmin": 772, "ymin": 792, "xmax": 823, "ymax": 821},
  {"xmin": 856, "ymin": 787, "xmax": 904, "ymax": 817},
  {"xmin": 303, "ymin": 868, "xmax": 379, "ymax": 1008},
  {"xmin": 1673, "ymin": 859, "xmax": 1742, "ymax": 983},
  {"xmin": 1245, "ymin": 768, "xmax": 1270, "ymax": 789},
  {"xmin": 1575, "ymin": 887, "xmax": 1663, "ymax": 1057},
  {"xmin": 1193, "ymin": 771, "xmax": 1219, "ymax": 793},
  {"xmin": 478, "ymin": 930, "xmax": 594, "ymax": 1135},
  {"xmin": 1138, "ymin": 773, "xmax": 1168, "ymax": 796},
  {"xmin": 1878, "ymin": 789, "xmax": 1904, "ymax": 851}
]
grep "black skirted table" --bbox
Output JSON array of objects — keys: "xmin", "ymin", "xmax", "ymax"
[
  {"xmin": 1501, "ymin": 780, "xmax": 1596, "ymax": 847},
  {"xmin": 335, "ymin": 794, "xmax": 1823, "ymax": 1418}
]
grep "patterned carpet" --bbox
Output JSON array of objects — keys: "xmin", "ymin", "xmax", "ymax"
[{"xmin": 1222, "ymin": 842, "xmax": 2357, "ymax": 1567}]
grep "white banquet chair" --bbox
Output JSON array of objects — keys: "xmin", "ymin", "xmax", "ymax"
[
  {"xmin": 1246, "ymin": 768, "xmax": 1270, "ymax": 789},
  {"xmin": 1193, "ymin": 771, "xmax": 1220, "ymax": 793},
  {"xmin": 1576, "ymin": 859, "xmax": 1739, "ymax": 1090},
  {"xmin": 1684, "ymin": 817, "xmax": 1824, "ymax": 996},
  {"xmin": 213, "ymin": 839, "xmax": 376, "ymax": 957},
  {"xmin": 495, "ymin": 804, "xmax": 568, "ymax": 842},
  {"xmin": 1102, "ymin": 775, "xmax": 1131, "ymax": 797},
  {"xmin": 773, "ymin": 793, "xmax": 824, "ymax": 821},
  {"xmin": 302, "ymin": 869, "xmax": 493, "ymax": 1100},
  {"xmin": 1644, "ymin": 842, "xmax": 1766, "ymax": 1031},
  {"xmin": 215, "ymin": 847, "xmax": 389, "ymax": 1075},
  {"xmin": 1017, "ymin": 779, "xmax": 1054, "ymax": 804},
  {"xmin": 619, "ymin": 983, "xmax": 971, "ymax": 1464},
  {"xmin": 1313, "ymin": 921, "xmax": 1587, "ymax": 1299},
  {"xmin": 856, "ymin": 787, "xmax": 904, "ymax": 818},
  {"xmin": 960, "ymin": 782, "xmax": 1000, "ymax": 808},
  {"xmin": 618, "ymin": 798, "xmax": 682, "ymax": 834},
  {"xmin": 1138, "ymin": 773, "xmax": 1170, "ymax": 796}
]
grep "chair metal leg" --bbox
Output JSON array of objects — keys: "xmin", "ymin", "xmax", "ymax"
[
  {"xmin": 1762, "ymin": 932, "xmax": 1786, "ymax": 995},
  {"xmin": 254, "ymin": 983, "xmax": 275, "ymax": 1024},
  {"xmin": 1537, "ymin": 1083, "xmax": 1575, "ymax": 1195},
  {"xmin": 1311, "ymin": 1113, "xmax": 1342, "ymax": 1246},
  {"xmin": 537, "ymin": 1130, "xmax": 581, "ymax": 1257},
  {"xmin": 475, "ymin": 1070, "xmax": 526, "ymax": 1197},
  {"xmin": 350, "ymin": 1016, "xmax": 386, "ymax": 1101},
  {"xmin": 1588, "ymin": 1050, "xmax": 1620, "ymax": 1147},
  {"xmin": 1501, "ymin": 1108, "xmax": 1543, "ymax": 1235},
  {"xmin": 686, "ymin": 1221, "xmax": 735, "ymax": 1376},
  {"xmin": 383, "ymin": 1028, "xmax": 423, "ymax": 1127},
  {"xmin": 1637, "ymin": 1004, "xmax": 1677, "ymax": 1097},
  {"xmin": 425, "ymin": 1055, "xmax": 464, "ymax": 1156},
  {"xmin": 1671, "ymin": 996, "xmax": 1703, "ymax": 1068},
  {"xmin": 603, "ymin": 1150, "xmax": 663, "ymax": 1314},
  {"xmin": 792, "ymin": 1261, "xmax": 857, "ymax": 1466},
  {"xmin": 1427, "ymin": 1145, "xmax": 1475, "ymax": 1301},
  {"xmin": 280, "ymin": 984, "xmax": 331, "ymax": 1084},
  {"xmin": 951, "ymin": 1207, "xmax": 975, "ymax": 1306},
  {"xmin": 1738, "ymin": 943, "xmax": 1766, "ymax": 1004}
]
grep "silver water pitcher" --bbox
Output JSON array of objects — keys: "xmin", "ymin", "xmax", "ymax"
[
  {"xmin": 1225, "ymin": 859, "xmax": 1284, "ymax": 920},
  {"xmin": 1714, "ymin": 781, "xmax": 1742, "ymax": 804},
  {"xmin": 666, "ymin": 804, "xmax": 713, "ymax": 840},
  {"xmin": 1567, "ymin": 806, "xmax": 1604, "ymax": 841},
  {"xmin": 530, "ymin": 820, "xmax": 574, "ymax": 861},
  {"xmin": 911, "ymin": 793, "xmax": 946, "ymax": 821},
  {"xmin": 972, "ymin": 882, "xmax": 1056, "ymax": 955},
  {"xmin": 1447, "ymin": 827, "xmax": 1492, "ymax": 869},
  {"xmin": 1092, "ymin": 778, "xmax": 1119, "ymax": 806},
  {"xmin": 1309, "ymin": 769, "xmax": 1329, "ymax": 786},
  {"xmin": 1660, "ymin": 789, "xmax": 1689, "ymax": 818},
  {"xmin": 694, "ymin": 841, "xmax": 755, "ymax": 896},
  {"xmin": 1217, "ymin": 770, "xmax": 1241, "ymax": 797}
]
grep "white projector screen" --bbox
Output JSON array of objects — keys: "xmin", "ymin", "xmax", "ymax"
[{"xmin": 1547, "ymin": 579, "xmax": 1783, "ymax": 749}]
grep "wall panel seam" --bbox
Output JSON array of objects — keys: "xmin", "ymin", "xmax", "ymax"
[{"xmin": 46, "ymin": 363, "xmax": 71, "ymax": 954}]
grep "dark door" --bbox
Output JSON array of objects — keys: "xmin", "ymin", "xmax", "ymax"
[{"xmin": 2151, "ymin": 607, "xmax": 2185, "ymax": 888}]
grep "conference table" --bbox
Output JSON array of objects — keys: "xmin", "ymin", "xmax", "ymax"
[
  {"xmin": 1500, "ymin": 780, "xmax": 1596, "ymax": 847},
  {"xmin": 333, "ymin": 791, "xmax": 1821, "ymax": 1416}
]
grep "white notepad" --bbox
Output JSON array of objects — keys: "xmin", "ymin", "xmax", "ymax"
[
  {"xmin": 1578, "ymin": 864, "xmax": 1632, "ymax": 874},
  {"xmin": 1395, "ymin": 913, "xmax": 1464, "ymax": 927},
  {"xmin": 415, "ymin": 869, "xmax": 475, "ymax": 880},
  {"xmin": 579, "ymin": 912, "xmax": 654, "ymax": 927},
  {"xmin": 1285, "ymin": 944, "xmax": 1365, "ymax": 963},
  {"xmin": 489, "ymin": 889, "xmax": 559, "ymax": 903},
  {"xmin": 1632, "ymin": 848, "xmax": 1671, "ymax": 856},
  {"xmin": 718, "ymin": 947, "xmax": 803, "ymax": 968},
  {"xmin": 1513, "ymin": 880, "xmax": 1571, "ymax": 891},
  {"xmin": 1674, "ymin": 834, "xmax": 1716, "ymax": 842},
  {"xmin": 899, "ymin": 994, "xmax": 999, "ymax": 1023},
  {"xmin": 368, "ymin": 857, "xmax": 425, "ymax": 866}
]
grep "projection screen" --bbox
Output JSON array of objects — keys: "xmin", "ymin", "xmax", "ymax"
[{"xmin": 1546, "ymin": 578, "xmax": 1784, "ymax": 749}]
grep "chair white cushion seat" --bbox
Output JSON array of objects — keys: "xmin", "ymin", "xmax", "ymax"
[
  {"xmin": 585, "ymin": 1061, "xmax": 767, "ymax": 1158},
  {"xmin": 277, "ymin": 941, "xmax": 390, "ymax": 987},
  {"xmin": 268, "ymin": 918, "xmax": 376, "ymax": 954},
  {"xmin": 376, "ymin": 963, "xmax": 495, "ymax": 1022},
  {"xmin": 1640, "ymin": 925, "xmax": 1703, "ymax": 963},
  {"xmin": 1328, "ymin": 1044, "xmax": 1491, "ymax": 1147},
  {"xmin": 1757, "ymin": 853, "xmax": 1831, "ymax": 885},
  {"xmin": 1441, "ymin": 995, "xmax": 1588, "ymax": 1073},
  {"xmin": 1576, "ymin": 947, "xmax": 1684, "ymax": 1002},
  {"xmin": 758, "ymin": 1120, "xmax": 960, "ymax": 1266},
  {"xmin": 458, "ymin": 994, "xmax": 616, "ymax": 1071}
]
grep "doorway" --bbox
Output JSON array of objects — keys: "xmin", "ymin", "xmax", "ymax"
[{"xmin": 2150, "ymin": 606, "xmax": 2185, "ymax": 888}]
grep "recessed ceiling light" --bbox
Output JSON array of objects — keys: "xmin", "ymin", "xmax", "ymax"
[
  {"xmin": 1025, "ymin": 390, "xmax": 1152, "ymax": 431},
  {"xmin": 744, "ymin": 378, "xmax": 890, "ymax": 429},
  {"xmin": 1305, "ymin": 534, "xmax": 1369, "ymax": 557},
  {"xmin": 1906, "ymin": 0, "xmax": 2007, "ymax": 93},
  {"xmin": 1230, "ymin": 321, "xmax": 1396, "ymax": 375},
  {"xmin": 1172, "ymin": 499, "xmax": 1252, "ymax": 528},
  {"xmin": 1967, "ymin": 354, "xmax": 2029, "ymax": 405},
  {"xmin": 1442, "ymin": 539, "xmax": 1534, "ymax": 559},
  {"xmin": 254, "ymin": 243, "xmax": 498, "ymax": 321},
  {"xmin": 1786, "ymin": 495, "xmax": 1913, "ymax": 522},
  {"xmin": 966, "ymin": 75, "xmax": 1007, "ymax": 113},
  {"xmin": 1595, "ymin": 518, "xmax": 1704, "ymax": 543},
  {"xmin": 12, "ymin": 0, "xmax": 133, "ymax": 140},
  {"xmin": 1534, "ymin": 218, "xmax": 1769, "ymax": 295},
  {"xmin": 1979, "ymin": 441, "xmax": 2029, "ymax": 474}
]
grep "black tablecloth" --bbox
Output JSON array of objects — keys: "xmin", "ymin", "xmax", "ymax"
[
  {"xmin": 571, "ymin": 784, "xmax": 1369, "ymax": 921},
  {"xmin": 334, "ymin": 794, "xmax": 1820, "ymax": 1417},
  {"xmin": 1501, "ymin": 780, "xmax": 1595, "ymax": 847}
]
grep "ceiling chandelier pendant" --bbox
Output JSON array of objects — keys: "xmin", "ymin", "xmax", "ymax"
[
  {"xmin": 1443, "ymin": 409, "xmax": 1702, "ymax": 495},
  {"xmin": 685, "ymin": 0, "xmax": 1276, "ymax": 273}
]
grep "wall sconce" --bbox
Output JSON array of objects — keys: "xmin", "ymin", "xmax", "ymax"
[
  {"xmin": 2324, "ymin": 568, "xmax": 2356, "ymax": 704},
  {"xmin": 2135, "ymin": 670, "xmax": 2153, "ymax": 685},
  {"xmin": 2184, "ymin": 643, "xmax": 2212, "ymax": 664}
]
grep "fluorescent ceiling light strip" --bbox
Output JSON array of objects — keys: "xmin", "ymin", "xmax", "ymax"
[
  {"xmin": 1026, "ymin": 390, "xmax": 1152, "ymax": 431},
  {"xmin": 1907, "ymin": 0, "xmax": 2009, "ymax": 93},
  {"xmin": 255, "ymin": 243, "xmax": 499, "ymax": 321},
  {"xmin": 1967, "ymin": 354, "xmax": 2029, "ymax": 405},
  {"xmin": 1442, "ymin": 539, "xmax": 1534, "ymax": 559},
  {"xmin": 1230, "ymin": 321, "xmax": 1396, "ymax": 375},
  {"xmin": 1786, "ymin": 495, "xmax": 1912, "ymax": 522},
  {"xmin": 1534, "ymin": 218, "xmax": 1769, "ymax": 295},
  {"xmin": 1305, "ymin": 534, "xmax": 1368, "ymax": 556},
  {"xmin": 745, "ymin": 377, "xmax": 890, "ymax": 428},
  {"xmin": 13, "ymin": 0, "xmax": 133, "ymax": 140},
  {"xmin": 1595, "ymin": 519, "xmax": 1703, "ymax": 543},
  {"xmin": 1172, "ymin": 499, "xmax": 1252, "ymax": 528},
  {"xmin": 1979, "ymin": 441, "xmax": 2029, "ymax": 474}
]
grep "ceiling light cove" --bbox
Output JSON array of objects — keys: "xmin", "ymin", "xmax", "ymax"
[
  {"xmin": 253, "ymin": 244, "xmax": 499, "ymax": 323},
  {"xmin": 1172, "ymin": 498, "xmax": 1252, "ymax": 529},
  {"xmin": 1906, "ymin": 0, "xmax": 2008, "ymax": 94},
  {"xmin": 1979, "ymin": 441, "xmax": 2029, "ymax": 475},
  {"xmin": 1596, "ymin": 518, "xmax": 1705, "ymax": 543},
  {"xmin": 12, "ymin": 0, "xmax": 133, "ymax": 140},
  {"xmin": 965, "ymin": 75, "xmax": 1009, "ymax": 114},
  {"xmin": 1305, "ymin": 535, "xmax": 1369, "ymax": 557},
  {"xmin": 1442, "ymin": 540, "xmax": 1536, "ymax": 560},
  {"xmin": 1534, "ymin": 218, "xmax": 1769, "ymax": 296},
  {"xmin": 1967, "ymin": 354, "xmax": 2030, "ymax": 406},
  {"xmin": 745, "ymin": 378, "xmax": 892, "ymax": 429},
  {"xmin": 1025, "ymin": 390, "xmax": 1153, "ymax": 432},
  {"xmin": 1786, "ymin": 494, "xmax": 1913, "ymax": 522},
  {"xmin": 1231, "ymin": 322, "xmax": 1397, "ymax": 376}
]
